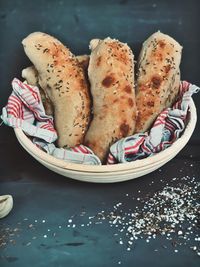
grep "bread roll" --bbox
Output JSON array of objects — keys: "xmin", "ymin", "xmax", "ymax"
[
  {"xmin": 76, "ymin": 55, "xmax": 90, "ymax": 71},
  {"xmin": 84, "ymin": 37, "xmax": 136, "ymax": 162},
  {"xmin": 22, "ymin": 55, "xmax": 90, "ymax": 116},
  {"xmin": 22, "ymin": 66, "xmax": 38, "ymax": 85},
  {"xmin": 165, "ymin": 70, "xmax": 180, "ymax": 108},
  {"xmin": 22, "ymin": 66, "xmax": 53, "ymax": 116},
  {"xmin": 135, "ymin": 31, "xmax": 182, "ymax": 133},
  {"xmin": 22, "ymin": 32, "xmax": 91, "ymax": 148}
]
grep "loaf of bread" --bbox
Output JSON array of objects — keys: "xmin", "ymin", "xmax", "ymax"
[
  {"xmin": 22, "ymin": 32, "xmax": 91, "ymax": 148},
  {"xmin": 84, "ymin": 37, "xmax": 136, "ymax": 162},
  {"xmin": 22, "ymin": 55, "xmax": 90, "ymax": 116},
  {"xmin": 135, "ymin": 31, "xmax": 182, "ymax": 133}
]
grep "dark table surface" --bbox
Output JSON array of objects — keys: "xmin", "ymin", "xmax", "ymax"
[{"xmin": 0, "ymin": 0, "xmax": 200, "ymax": 266}]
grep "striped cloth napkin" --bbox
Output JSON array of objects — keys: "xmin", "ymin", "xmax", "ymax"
[
  {"xmin": 1, "ymin": 78, "xmax": 57, "ymax": 143},
  {"xmin": 107, "ymin": 81, "xmax": 199, "ymax": 164},
  {"xmin": 1, "ymin": 78, "xmax": 101, "ymax": 165},
  {"xmin": 1, "ymin": 78, "xmax": 199, "ymax": 165}
]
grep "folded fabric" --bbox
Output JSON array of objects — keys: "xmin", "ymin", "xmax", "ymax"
[
  {"xmin": 1, "ymin": 78, "xmax": 199, "ymax": 166},
  {"xmin": 1, "ymin": 78, "xmax": 101, "ymax": 165},
  {"xmin": 1, "ymin": 78, "xmax": 57, "ymax": 143},
  {"xmin": 33, "ymin": 139, "xmax": 101, "ymax": 165},
  {"xmin": 107, "ymin": 81, "xmax": 200, "ymax": 164}
]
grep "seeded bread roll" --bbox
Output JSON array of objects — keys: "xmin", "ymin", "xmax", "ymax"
[
  {"xmin": 84, "ymin": 37, "xmax": 136, "ymax": 162},
  {"xmin": 76, "ymin": 55, "xmax": 90, "ymax": 71},
  {"xmin": 165, "ymin": 70, "xmax": 180, "ymax": 107},
  {"xmin": 22, "ymin": 32, "xmax": 91, "ymax": 147},
  {"xmin": 135, "ymin": 31, "xmax": 182, "ymax": 133},
  {"xmin": 22, "ymin": 66, "xmax": 53, "ymax": 116},
  {"xmin": 22, "ymin": 55, "xmax": 90, "ymax": 116},
  {"xmin": 22, "ymin": 55, "xmax": 90, "ymax": 86}
]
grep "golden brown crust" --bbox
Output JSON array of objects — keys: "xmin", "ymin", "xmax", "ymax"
[
  {"xmin": 22, "ymin": 32, "xmax": 91, "ymax": 147},
  {"xmin": 22, "ymin": 55, "xmax": 90, "ymax": 117},
  {"xmin": 84, "ymin": 38, "xmax": 136, "ymax": 162},
  {"xmin": 135, "ymin": 31, "xmax": 182, "ymax": 133}
]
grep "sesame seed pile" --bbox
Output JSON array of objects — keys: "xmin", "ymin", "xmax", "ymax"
[
  {"xmin": 107, "ymin": 179, "xmax": 199, "ymax": 253},
  {"xmin": 66, "ymin": 175, "xmax": 200, "ymax": 256},
  {"xmin": 0, "ymin": 175, "xmax": 199, "ymax": 263}
]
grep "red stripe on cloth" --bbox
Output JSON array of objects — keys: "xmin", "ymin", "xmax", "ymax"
[
  {"xmin": 125, "ymin": 149, "xmax": 140, "ymax": 155},
  {"xmin": 159, "ymin": 113, "xmax": 168, "ymax": 120},
  {"xmin": 32, "ymin": 112, "xmax": 43, "ymax": 121},
  {"xmin": 46, "ymin": 128, "xmax": 55, "ymax": 132},
  {"xmin": 72, "ymin": 147, "xmax": 79, "ymax": 153},
  {"xmin": 20, "ymin": 103, "xmax": 24, "ymax": 119},
  {"xmin": 9, "ymin": 96, "xmax": 22, "ymax": 105},
  {"xmin": 155, "ymin": 144, "xmax": 160, "ymax": 152},
  {"xmin": 24, "ymin": 83, "xmax": 40, "ymax": 102},
  {"xmin": 7, "ymin": 102, "xmax": 21, "ymax": 114},
  {"xmin": 81, "ymin": 146, "xmax": 91, "ymax": 154},
  {"xmin": 153, "ymin": 113, "xmax": 168, "ymax": 126},
  {"xmin": 81, "ymin": 145, "xmax": 91, "ymax": 154},
  {"xmin": 182, "ymin": 81, "xmax": 190, "ymax": 91},
  {"xmin": 40, "ymin": 123, "xmax": 55, "ymax": 132},
  {"xmin": 7, "ymin": 110, "xmax": 18, "ymax": 118},
  {"xmin": 75, "ymin": 146, "xmax": 88, "ymax": 154},
  {"xmin": 40, "ymin": 124, "xmax": 51, "ymax": 129},
  {"xmin": 125, "ymin": 137, "xmax": 145, "ymax": 152},
  {"xmin": 170, "ymin": 133, "xmax": 176, "ymax": 142},
  {"xmin": 7, "ymin": 105, "xmax": 19, "ymax": 115},
  {"xmin": 23, "ymin": 113, "xmax": 34, "ymax": 120},
  {"xmin": 163, "ymin": 141, "xmax": 173, "ymax": 146},
  {"xmin": 13, "ymin": 79, "xmax": 39, "ymax": 103},
  {"xmin": 107, "ymin": 154, "xmax": 116, "ymax": 164},
  {"xmin": 141, "ymin": 144, "xmax": 151, "ymax": 153},
  {"xmin": 26, "ymin": 96, "xmax": 37, "ymax": 105},
  {"xmin": 8, "ymin": 97, "xmax": 22, "ymax": 109},
  {"xmin": 173, "ymin": 102, "xmax": 179, "ymax": 109},
  {"xmin": 13, "ymin": 79, "xmax": 23, "ymax": 88},
  {"xmin": 165, "ymin": 121, "xmax": 175, "ymax": 132},
  {"xmin": 78, "ymin": 145, "xmax": 91, "ymax": 154},
  {"xmin": 7, "ymin": 99, "xmax": 22, "ymax": 113},
  {"xmin": 21, "ymin": 92, "xmax": 35, "ymax": 103},
  {"xmin": 158, "ymin": 142, "xmax": 163, "ymax": 152}
]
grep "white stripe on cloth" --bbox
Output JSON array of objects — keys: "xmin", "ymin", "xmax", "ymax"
[{"xmin": 107, "ymin": 82, "xmax": 200, "ymax": 164}]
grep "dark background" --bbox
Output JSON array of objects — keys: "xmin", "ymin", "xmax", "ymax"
[{"xmin": 0, "ymin": 1, "xmax": 200, "ymax": 267}]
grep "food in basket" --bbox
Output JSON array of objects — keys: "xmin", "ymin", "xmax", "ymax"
[
  {"xmin": 22, "ymin": 32, "xmax": 91, "ymax": 148},
  {"xmin": 22, "ymin": 55, "xmax": 90, "ymax": 116},
  {"xmin": 2, "ymin": 30, "xmax": 194, "ymax": 166},
  {"xmin": 84, "ymin": 38, "xmax": 137, "ymax": 162},
  {"xmin": 135, "ymin": 31, "xmax": 182, "ymax": 133}
]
